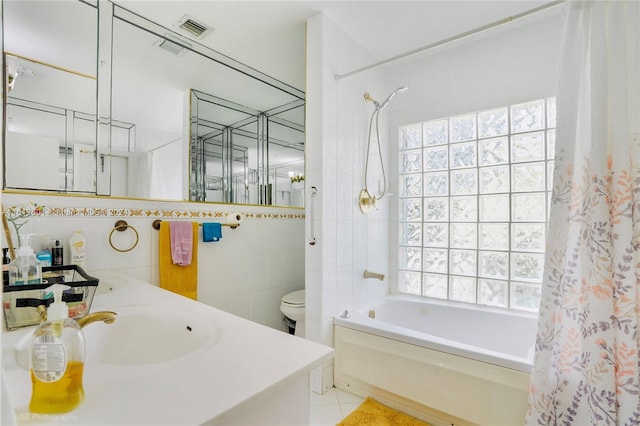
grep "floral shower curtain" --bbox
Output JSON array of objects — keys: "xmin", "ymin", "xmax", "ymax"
[{"xmin": 527, "ymin": 1, "xmax": 640, "ymax": 425}]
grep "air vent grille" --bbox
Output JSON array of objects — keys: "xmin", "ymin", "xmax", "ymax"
[{"xmin": 178, "ymin": 16, "xmax": 210, "ymax": 38}]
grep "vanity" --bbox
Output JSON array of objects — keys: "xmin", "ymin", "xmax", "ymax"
[{"xmin": 2, "ymin": 272, "xmax": 333, "ymax": 425}]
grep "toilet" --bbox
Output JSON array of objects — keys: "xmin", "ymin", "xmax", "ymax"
[{"xmin": 280, "ymin": 289, "xmax": 305, "ymax": 337}]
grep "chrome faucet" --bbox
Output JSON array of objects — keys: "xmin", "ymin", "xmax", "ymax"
[{"xmin": 363, "ymin": 270, "xmax": 385, "ymax": 281}]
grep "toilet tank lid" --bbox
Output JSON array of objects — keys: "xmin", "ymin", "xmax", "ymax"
[{"xmin": 282, "ymin": 289, "xmax": 305, "ymax": 305}]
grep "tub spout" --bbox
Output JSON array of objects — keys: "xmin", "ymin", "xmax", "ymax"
[
  {"xmin": 76, "ymin": 311, "xmax": 117, "ymax": 328},
  {"xmin": 364, "ymin": 270, "xmax": 385, "ymax": 281}
]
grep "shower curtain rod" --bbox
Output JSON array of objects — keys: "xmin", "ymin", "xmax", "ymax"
[{"xmin": 334, "ymin": 0, "xmax": 564, "ymax": 81}]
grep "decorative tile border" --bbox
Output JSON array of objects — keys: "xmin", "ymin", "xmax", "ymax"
[{"xmin": 3, "ymin": 205, "xmax": 304, "ymax": 220}]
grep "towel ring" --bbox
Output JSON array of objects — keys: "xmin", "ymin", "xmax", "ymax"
[{"xmin": 109, "ymin": 220, "xmax": 139, "ymax": 253}]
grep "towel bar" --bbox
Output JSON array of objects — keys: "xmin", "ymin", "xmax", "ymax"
[
  {"xmin": 151, "ymin": 219, "xmax": 240, "ymax": 231},
  {"xmin": 109, "ymin": 220, "xmax": 139, "ymax": 252}
]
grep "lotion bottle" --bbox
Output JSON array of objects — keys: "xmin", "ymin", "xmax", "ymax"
[
  {"xmin": 69, "ymin": 231, "xmax": 86, "ymax": 268},
  {"xmin": 29, "ymin": 284, "xmax": 85, "ymax": 413}
]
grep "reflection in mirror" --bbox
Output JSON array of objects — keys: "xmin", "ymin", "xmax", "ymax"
[
  {"xmin": 5, "ymin": 56, "xmax": 94, "ymax": 192},
  {"xmin": 267, "ymin": 105, "xmax": 305, "ymax": 207},
  {"xmin": 3, "ymin": 1, "xmax": 305, "ymax": 206},
  {"xmin": 190, "ymin": 90, "xmax": 304, "ymax": 206},
  {"xmin": 112, "ymin": 5, "xmax": 305, "ymax": 206},
  {"xmin": 3, "ymin": 0, "xmax": 97, "ymax": 193},
  {"xmin": 111, "ymin": 12, "xmax": 185, "ymax": 200}
]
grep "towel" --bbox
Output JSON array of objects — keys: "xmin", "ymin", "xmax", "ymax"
[
  {"xmin": 202, "ymin": 222, "xmax": 223, "ymax": 242},
  {"xmin": 169, "ymin": 221, "xmax": 194, "ymax": 266},
  {"xmin": 159, "ymin": 221, "xmax": 198, "ymax": 300}
]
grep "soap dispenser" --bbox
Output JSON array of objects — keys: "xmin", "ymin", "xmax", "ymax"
[
  {"xmin": 8, "ymin": 246, "xmax": 42, "ymax": 285},
  {"xmin": 29, "ymin": 284, "xmax": 85, "ymax": 414}
]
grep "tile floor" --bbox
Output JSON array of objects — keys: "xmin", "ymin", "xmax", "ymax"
[{"xmin": 310, "ymin": 387, "xmax": 365, "ymax": 426}]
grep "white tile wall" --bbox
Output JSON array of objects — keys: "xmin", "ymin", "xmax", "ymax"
[
  {"xmin": 305, "ymin": 13, "xmax": 393, "ymax": 391},
  {"xmin": 2, "ymin": 193, "xmax": 304, "ymax": 331}
]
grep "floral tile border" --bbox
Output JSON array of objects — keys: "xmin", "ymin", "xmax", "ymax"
[{"xmin": 3, "ymin": 204, "xmax": 304, "ymax": 220}]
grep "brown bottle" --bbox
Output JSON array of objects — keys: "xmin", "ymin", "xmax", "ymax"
[{"xmin": 51, "ymin": 240, "xmax": 64, "ymax": 266}]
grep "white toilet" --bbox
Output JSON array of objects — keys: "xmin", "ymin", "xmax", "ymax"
[{"xmin": 280, "ymin": 289, "xmax": 305, "ymax": 337}]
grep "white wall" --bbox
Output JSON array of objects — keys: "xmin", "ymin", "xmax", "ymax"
[
  {"xmin": 1, "ymin": 193, "xmax": 304, "ymax": 331},
  {"xmin": 388, "ymin": 14, "xmax": 563, "ymax": 126}
]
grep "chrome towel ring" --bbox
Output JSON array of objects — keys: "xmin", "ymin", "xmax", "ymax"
[{"xmin": 109, "ymin": 220, "xmax": 139, "ymax": 253}]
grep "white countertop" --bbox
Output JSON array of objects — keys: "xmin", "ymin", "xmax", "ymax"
[{"xmin": 2, "ymin": 273, "xmax": 333, "ymax": 425}]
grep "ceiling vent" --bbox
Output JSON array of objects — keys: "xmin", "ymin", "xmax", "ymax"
[{"xmin": 175, "ymin": 15, "xmax": 213, "ymax": 39}]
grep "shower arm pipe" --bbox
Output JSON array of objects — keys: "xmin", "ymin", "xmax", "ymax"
[{"xmin": 334, "ymin": 0, "xmax": 563, "ymax": 81}]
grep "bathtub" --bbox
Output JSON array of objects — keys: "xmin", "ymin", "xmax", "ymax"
[{"xmin": 333, "ymin": 296, "xmax": 538, "ymax": 426}]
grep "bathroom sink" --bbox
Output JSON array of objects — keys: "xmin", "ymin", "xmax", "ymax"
[
  {"xmin": 86, "ymin": 306, "xmax": 222, "ymax": 366},
  {"xmin": 15, "ymin": 306, "xmax": 222, "ymax": 370}
]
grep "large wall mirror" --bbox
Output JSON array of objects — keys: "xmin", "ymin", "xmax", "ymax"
[{"xmin": 2, "ymin": 0, "xmax": 305, "ymax": 207}]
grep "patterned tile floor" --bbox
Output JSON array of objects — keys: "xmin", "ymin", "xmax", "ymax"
[{"xmin": 310, "ymin": 387, "xmax": 365, "ymax": 426}]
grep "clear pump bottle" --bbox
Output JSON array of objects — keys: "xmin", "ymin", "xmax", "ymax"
[
  {"xmin": 29, "ymin": 284, "xmax": 85, "ymax": 413},
  {"xmin": 8, "ymin": 246, "xmax": 42, "ymax": 285}
]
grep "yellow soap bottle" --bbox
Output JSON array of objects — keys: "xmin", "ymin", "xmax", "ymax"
[{"xmin": 29, "ymin": 284, "xmax": 85, "ymax": 413}]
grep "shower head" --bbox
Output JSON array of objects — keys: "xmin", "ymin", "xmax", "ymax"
[
  {"xmin": 364, "ymin": 86, "xmax": 409, "ymax": 111},
  {"xmin": 378, "ymin": 86, "xmax": 409, "ymax": 110}
]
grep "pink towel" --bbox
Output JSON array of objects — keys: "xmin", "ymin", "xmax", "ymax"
[{"xmin": 169, "ymin": 221, "xmax": 194, "ymax": 266}]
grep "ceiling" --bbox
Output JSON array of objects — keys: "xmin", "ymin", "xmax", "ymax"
[{"xmin": 113, "ymin": 0, "xmax": 560, "ymax": 91}]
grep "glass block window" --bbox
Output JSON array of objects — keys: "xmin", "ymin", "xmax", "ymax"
[{"xmin": 398, "ymin": 98, "xmax": 555, "ymax": 312}]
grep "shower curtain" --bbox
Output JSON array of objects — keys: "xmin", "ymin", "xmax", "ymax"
[{"xmin": 527, "ymin": 1, "xmax": 640, "ymax": 425}]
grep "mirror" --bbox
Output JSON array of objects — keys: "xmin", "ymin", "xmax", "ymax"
[
  {"xmin": 3, "ymin": 1, "xmax": 98, "ymax": 193},
  {"xmin": 190, "ymin": 90, "xmax": 304, "ymax": 205},
  {"xmin": 3, "ymin": 0, "xmax": 305, "ymax": 207}
]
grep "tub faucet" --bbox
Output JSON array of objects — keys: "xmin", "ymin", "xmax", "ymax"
[{"xmin": 363, "ymin": 270, "xmax": 385, "ymax": 281}]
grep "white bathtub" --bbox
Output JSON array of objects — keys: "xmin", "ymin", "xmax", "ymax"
[{"xmin": 333, "ymin": 297, "xmax": 538, "ymax": 426}]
